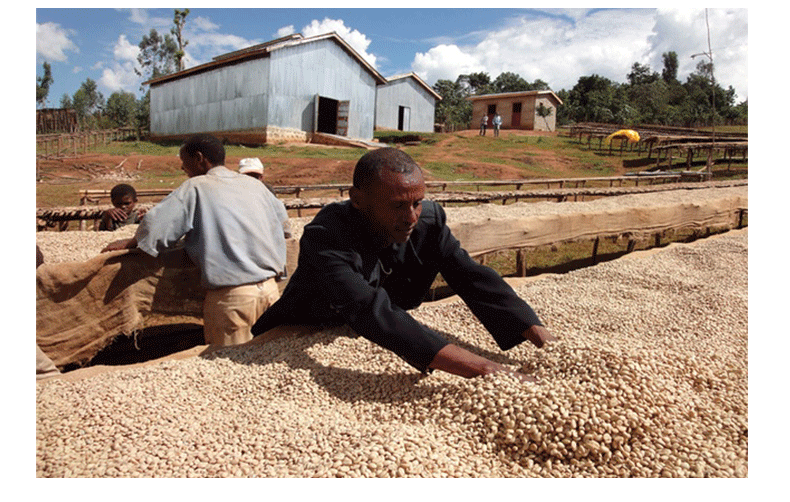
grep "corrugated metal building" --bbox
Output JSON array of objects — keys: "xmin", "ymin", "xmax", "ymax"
[
  {"xmin": 468, "ymin": 90, "xmax": 563, "ymax": 132},
  {"xmin": 375, "ymin": 73, "xmax": 441, "ymax": 133},
  {"xmin": 145, "ymin": 33, "xmax": 387, "ymax": 144}
]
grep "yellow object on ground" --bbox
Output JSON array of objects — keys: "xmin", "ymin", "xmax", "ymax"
[{"xmin": 606, "ymin": 129, "xmax": 640, "ymax": 144}]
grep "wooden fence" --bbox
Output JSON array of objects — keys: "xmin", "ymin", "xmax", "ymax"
[
  {"xmin": 559, "ymin": 122, "xmax": 748, "ymax": 167},
  {"xmin": 36, "ymin": 129, "xmax": 136, "ymax": 159},
  {"xmin": 37, "ymin": 174, "xmax": 738, "ymax": 231}
]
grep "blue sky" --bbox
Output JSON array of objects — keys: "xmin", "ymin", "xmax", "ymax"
[{"xmin": 35, "ymin": 7, "xmax": 749, "ymax": 107}]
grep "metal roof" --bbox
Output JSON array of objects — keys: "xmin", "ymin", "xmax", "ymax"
[
  {"xmin": 381, "ymin": 72, "xmax": 442, "ymax": 101},
  {"xmin": 144, "ymin": 32, "xmax": 387, "ymax": 86},
  {"xmin": 466, "ymin": 90, "xmax": 563, "ymax": 105}
]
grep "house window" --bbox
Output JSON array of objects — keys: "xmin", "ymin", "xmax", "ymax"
[
  {"xmin": 487, "ymin": 104, "xmax": 497, "ymax": 115},
  {"xmin": 512, "ymin": 102, "xmax": 522, "ymax": 113}
]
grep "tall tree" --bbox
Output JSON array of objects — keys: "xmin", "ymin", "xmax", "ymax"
[
  {"xmin": 36, "ymin": 61, "xmax": 53, "ymax": 108},
  {"xmin": 72, "ymin": 78, "xmax": 104, "ymax": 129},
  {"xmin": 59, "ymin": 93, "xmax": 72, "ymax": 109},
  {"xmin": 458, "ymin": 71, "xmax": 493, "ymax": 95},
  {"xmin": 626, "ymin": 62, "xmax": 659, "ymax": 86},
  {"xmin": 433, "ymin": 78, "xmax": 472, "ymax": 131},
  {"xmin": 661, "ymin": 51, "xmax": 679, "ymax": 83},
  {"xmin": 492, "ymin": 71, "xmax": 528, "ymax": 93},
  {"xmin": 528, "ymin": 79, "xmax": 551, "ymax": 91},
  {"xmin": 105, "ymin": 91, "xmax": 138, "ymax": 128},
  {"xmin": 172, "ymin": 8, "xmax": 190, "ymax": 71},
  {"xmin": 566, "ymin": 74, "xmax": 619, "ymax": 123},
  {"xmin": 135, "ymin": 28, "xmax": 179, "ymax": 86}
]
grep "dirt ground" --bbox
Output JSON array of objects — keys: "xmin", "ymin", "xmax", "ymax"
[{"xmin": 35, "ymin": 129, "xmax": 577, "ymax": 201}]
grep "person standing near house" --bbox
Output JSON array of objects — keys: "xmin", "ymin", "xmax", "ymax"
[
  {"xmin": 479, "ymin": 114, "xmax": 488, "ymax": 136},
  {"xmin": 101, "ymin": 134, "xmax": 290, "ymax": 347},
  {"xmin": 493, "ymin": 113, "xmax": 502, "ymax": 137}
]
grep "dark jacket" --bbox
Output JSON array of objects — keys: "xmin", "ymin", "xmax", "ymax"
[{"xmin": 252, "ymin": 200, "xmax": 542, "ymax": 372}]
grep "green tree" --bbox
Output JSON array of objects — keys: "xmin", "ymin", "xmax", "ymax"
[
  {"xmin": 492, "ymin": 71, "xmax": 528, "ymax": 93},
  {"xmin": 136, "ymin": 90, "xmax": 151, "ymax": 137},
  {"xmin": 36, "ymin": 62, "xmax": 54, "ymax": 108},
  {"xmin": 71, "ymin": 78, "xmax": 105, "ymax": 129},
  {"xmin": 135, "ymin": 28, "xmax": 179, "ymax": 86},
  {"xmin": 527, "ymin": 79, "xmax": 551, "ymax": 91},
  {"xmin": 661, "ymin": 51, "xmax": 679, "ymax": 83},
  {"xmin": 105, "ymin": 91, "xmax": 138, "ymax": 129},
  {"xmin": 172, "ymin": 9, "xmax": 190, "ymax": 72},
  {"xmin": 458, "ymin": 71, "xmax": 493, "ymax": 95},
  {"xmin": 681, "ymin": 60, "xmax": 736, "ymax": 127},
  {"xmin": 59, "ymin": 93, "xmax": 72, "ymax": 109},
  {"xmin": 626, "ymin": 62, "xmax": 659, "ymax": 86},
  {"xmin": 565, "ymin": 74, "xmax": 619, "ymax": 123},
  {"xmin": 433, "ymin": 78, "xmax": 472, "ymax": 131}
]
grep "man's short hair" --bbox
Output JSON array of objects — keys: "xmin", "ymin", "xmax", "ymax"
[
  {"xmin": 353, "ymin": 148, "xmax": 421, "ymax": 190},
  {"xmin": 110, "ymin": 183, "xmax": 137, "ymax": 201},
  {"xmin": 181, "ymin": 134, "xmax": 226, "ymax": 166}
]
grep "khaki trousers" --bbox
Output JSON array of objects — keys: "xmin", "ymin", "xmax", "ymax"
[{"xmin": 202, "ymin": 278, "xmax": 280, "ymax": 347}]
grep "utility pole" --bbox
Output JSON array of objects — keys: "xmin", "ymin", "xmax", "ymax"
[{"xmin": 691, "ymin": 8, "xmax": 716, "ymax": 178}]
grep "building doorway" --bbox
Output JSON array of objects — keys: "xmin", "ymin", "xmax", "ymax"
[
  {"xmin": 314, "ymin": 95, "xmax": 350, "ymax": 136},
  {"xmin": 398, "ymin": 106, "xmax": 411, "ymax": 131},
  {"xmin": 512, "ymin": 102, "xmax": 522, "ymax": 129}
]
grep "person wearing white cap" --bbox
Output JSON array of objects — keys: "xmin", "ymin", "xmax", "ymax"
[{"xmin": 239, "ymin": 157, "xmax": 264, "ymax": 180}]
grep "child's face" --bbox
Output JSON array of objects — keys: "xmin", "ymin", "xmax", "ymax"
[{"xmin": 112, "ymin": 195, "xmax": 137, "ymax": 213}]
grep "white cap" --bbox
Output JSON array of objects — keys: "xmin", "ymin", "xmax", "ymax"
[{"xmin": 239, "ymin": 157, "xmax": 264, "ymax": 175}]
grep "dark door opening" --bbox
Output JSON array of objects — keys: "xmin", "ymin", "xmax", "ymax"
[{"xmin": 316, "ymin": 96, "xmax": 339, "ymax": 134}]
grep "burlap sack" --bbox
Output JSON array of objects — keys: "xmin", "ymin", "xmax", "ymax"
[{"xmin": 36, "ymin": 248, "xmax": 204, "ymax": 368}]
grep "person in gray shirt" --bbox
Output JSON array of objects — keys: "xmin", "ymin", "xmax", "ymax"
[{"xmin": 102, "ymin": 134, "xmax": 290, "ymax": 347}]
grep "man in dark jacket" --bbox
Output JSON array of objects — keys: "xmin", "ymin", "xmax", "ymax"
[{"xmin": 252, "ymin": 148, "xmax": 555, "ymax": 380}]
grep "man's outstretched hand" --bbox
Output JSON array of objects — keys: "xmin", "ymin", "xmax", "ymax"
[
  {"xmin": 522, "ymin": 325, "xmax": 557, "ymax": 348},
  {"xmin": 428, "ymin": 344, "xmax": 538, "ymax": 382},
  {"xmin": 101, "ymin": 237, "xmax": 137, "ymax": 253}
]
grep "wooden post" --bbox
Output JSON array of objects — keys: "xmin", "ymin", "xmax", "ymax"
[
  {"xmin": 516, "ymin": 249, "xmax": 527, "ymax": 277},
  {"xmin": 592, "ymin": 237, "xmax": 600, "ymax": 264}
]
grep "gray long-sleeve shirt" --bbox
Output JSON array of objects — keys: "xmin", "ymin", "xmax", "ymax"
[{"xmin": 135, "ymin": 165, "xmax": 289, "ymax": 289}]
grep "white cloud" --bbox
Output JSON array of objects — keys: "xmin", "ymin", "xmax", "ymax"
[
  {"xmin": 276, "ymin": 25, "xmax": 296, "ymax": 38},
  {"xmin": 125, "ymin": 8, "xmax": 170, "ymax": 29},
  {"xmin": 647, "ymin": 8, "xmax": 748, "ymax": 100},
  {"xmin": 301, "ymin": 18, "xmax": 378, "ymax": 68},
  {"xmin": 413, "ymin": 10, "xmax": 656, "ymax": 91},
  {"xmin": 99, "ymin": 61, "xmax": 140, "ymax": 94},
  {"xmin": 36, "ymin": 22, "xmax": 79, "ymax": 63},
  {"xmin": 412, "ymin": 44, "xmax": 482, "ymax": 83},
  {"xmin": 410, "ymin": 8, "xmax": 747, "ymax": 102},
  {"xmin": 185, "ymin": 32, "xmax": 260, "ymax": 67},
  {"xmin": 126, "ymin": 8, "xmax": 148, "ymax": 25},
  {"xmin": 113, "ymin": 35, "xmax": 139, "ymax": 63},
  {"xmin": 191, "ymin": 16, "xmax": 220, "ymax": 32}
]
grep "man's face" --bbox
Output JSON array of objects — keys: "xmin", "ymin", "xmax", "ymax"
[
  {"xmin": 353, "ymin": 168, "xmax": 426, "ymax": 245},
  {"xmin": 112, "ymin": 195, "xmax": 136, "ymax": 214}
]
